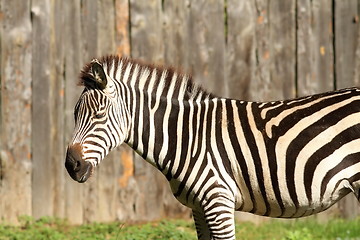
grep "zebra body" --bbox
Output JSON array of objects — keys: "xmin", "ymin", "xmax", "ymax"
[{"xmin": 65, "ymin": 56, "xmax": 360, "ymax": 240}]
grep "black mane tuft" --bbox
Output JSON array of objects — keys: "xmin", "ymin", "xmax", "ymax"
[{"xmin": 79, "ymin": 55, "xmax": 214, "ymax": 100}]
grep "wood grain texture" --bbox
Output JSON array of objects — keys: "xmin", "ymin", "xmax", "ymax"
[
  {"xmin": 51, "ymin": 0, "xmax": 66, "ymax": 220},
  {"xmin": 79, "ymin": 0, "xmax": 100, "ymax": 223},
  {"xmin": 0, "ymin": 0, "xmax": 32, "ymax": 223},
  {"xmin": 187, "ymin": 0, "xmax": 226, "ymax": 96},
  {"xmin": 115, "ymin": 0, "xmax": 131, "ymax": 56},
  {"xmin": 129, "ymin": 0, "xmax": 190, "ymax": 221},
  {"xmin": 335, "ymin": 0, "xmax": 359, "ymax": 89},
  {"xmin": 226, "ymin": 0, "xmax": 256, "ymax": 100},
  {"xmin": 63, "ymin": 0, "xmax": 84, "ymax": 225},
  {"xmin": 31, "ymin": 0, "xmax": 56, "ymax": 219},
  {"xmin": 297, "ymin": 0, "xmax": 334, "ymax": 96},
  {"xmin": 0, "ymin": 0, "xmax": 359, "ymax": 224},
  {"xmin": 334, "ymin": 0, "xmax": 360, "ymax": 219},
  {"xmin": 130, "ymin": 0, "xmax": 164, "ymax": 63},
  {"xmin": 249, "ymin": 0, "xmax": 297, "ymax": 101},
  {"xmin": 162, "ymin": 1, "xmax": 191, "ymax": 68},
  {"xmin": 94, "ymin": 0, "xmax": 121, "ymax": 223}
]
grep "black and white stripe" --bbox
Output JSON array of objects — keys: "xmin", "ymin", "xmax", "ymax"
[{"xmin": 66, "ymin": 56, "xmax": 360, "ymax": 240}]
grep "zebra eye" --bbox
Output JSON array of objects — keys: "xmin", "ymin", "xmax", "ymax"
[{"xmin": 94, "ymin": 112, "xmax": 106, "ymax": 119}]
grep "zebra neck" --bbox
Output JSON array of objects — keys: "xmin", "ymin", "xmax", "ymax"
[
  {"xmin": 125, "ymin": 88, "xmax": 184, "ymax": 165},
  {"xmin": 124, "ymin": 89, "xmax": 215, "ymax": 175}
]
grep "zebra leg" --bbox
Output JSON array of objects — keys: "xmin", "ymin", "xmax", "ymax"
[
  {"xmin": 203, "ymin": 204, "xmax": 236, "ymax": 240},
  {"xmin": 192, "ymin": 209, "xmax": 212, "ymax": 240}
]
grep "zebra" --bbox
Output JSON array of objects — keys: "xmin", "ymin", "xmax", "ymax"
[{"xmin": 65, "ymin": 55, "xmax": 360, "ymax": 240}]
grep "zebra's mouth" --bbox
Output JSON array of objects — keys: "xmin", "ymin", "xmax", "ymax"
[
  {"xmin": 77, "ymin": 162, "xmax": 94, "ymax": 183},
  {"xmin": 65, "ymin": 143, "xmax": 94, "ymax": 183}
]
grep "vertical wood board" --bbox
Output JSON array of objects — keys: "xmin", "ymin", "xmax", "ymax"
[
  {"xmin": 0, "ymin": 0, "xmax": 358, "ymax": 225},
  {"xmin": 335, "ymin": 0, "xmax": 359, "ymax": 89},
  {"xmin": 51, "ymin": 0, "xmax": 66, "ymax": 219},
  {"xmin": 130, "ymin": 0, "xmax": 164, "ymax": 63},
  {"xmin": 334, "ymin": 0, "xmax": 360, "ymax": 219},
  {"xmin": 297, "ymin": 0, "xmax": 334, "ymax": 96},
  {"xmin": 0, "ymin": 0, "xmax": 32, "ymax": 223},
  {"xmin": 226, "ymin": 0, "xmax": 256, "ymax": 100},
  {"xmin": 31, "ymin": 0, "xmax": 55, "ymax": 219},
  {"xmin": 63, "ymin": 0, "xmax": 84, "ymax": 224},
  {"xmin": 187, "ymin": 0, "xmax": 226, "ymax": 96}
]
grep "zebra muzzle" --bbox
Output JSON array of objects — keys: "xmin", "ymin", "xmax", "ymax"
[{"xmin": 65, "ymin": 143, "xmax": 93, "ymax": 183}]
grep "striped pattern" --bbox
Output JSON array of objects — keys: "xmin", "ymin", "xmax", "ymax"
[{"xmin": 67, "ymin": 56, "xmax": 360, "ymax": 240}]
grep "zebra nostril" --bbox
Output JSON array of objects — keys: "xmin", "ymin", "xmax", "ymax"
[
  {"xmin": 65, "ymin": 143, "xmax": 84, "ymax": 174},
  {"xmin": 75, "ymin": 160, "xmax": 81, "ymax": 171},
  {"xmin": 65, "ymin": 143, "xmax": 92, "ymax": 183},
  {"xmin": 65, "ymin": 154, "xmax": 80, "ymax": 173}
]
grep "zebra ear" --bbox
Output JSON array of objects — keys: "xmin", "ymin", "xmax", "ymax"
[{"xmin": 91, "ymin": 60, "xmax": 107, "ymax": 90}]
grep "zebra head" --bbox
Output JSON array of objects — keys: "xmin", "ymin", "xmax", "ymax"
[{"xmin": 65, "ymin": 60, "xmax": 129, "ymax": 183}]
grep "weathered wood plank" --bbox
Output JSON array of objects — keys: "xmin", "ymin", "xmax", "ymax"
[
  {"xmin": 297, "ymin": 0, "xmax": 334, "ymax": 97},
  {"xmin": 115, "ymin": 0, "xmax": 131, "ymax": 56},
  {"xmin": 130, "ymin": 0, "xmax": 189, "ymax": 221},
  {"xmin": 249, "ymin": 0, "xmax": 271, "ymax": 101},
  {"xmin": 0, "ymin": 2, "xmax": 2, "ymax": 214},
  {"xmin": 77, "ymin": 0, "xmax": 133, "ymax": 223},
  {"xmin": 335, "ymin": 0, "xmax": 359, "ymax": 89},
  {"xmin": 109, "ymin": 0, "xmax": 133, "ymax": 222},
  {"xmin": 269, "ymin": 1, "xmax": 297, "ymax": 99},
  {"xmin": 130, "ymin": 0, "xmax": 168, "ymax": 221},
  {"xmin": 296, "ymin": 0, "xmax": 337, "ymax": 221},
  {"xmin": 130, "ymin": 0, "xmax": 164, "ymax": 63},
  {"xmin": 226, "ymin": 0, "xmax": 268, "ymax": 223},
  {"xmin": 116, "ymin": 0, "xmax": 184, "ymax": 220},
  {"xmin": 63, "ymin": 0, "xmax": 84, "ymax": 224},
  {"xmin": 334, "ymin": 0, "xmax": 360, "ymax": 219},
  {"xmin": 94, "ymin": 0, "xmax": 119, "ymax": 223},
  {"xmin": 0, "ymin": 0, "xmax": 32, "ymax": 223},
  {"xmin": 0, "ymin": 0, "xmax": 360, "ymax": 224},
  {"xmin": 31, "ymin": 0, "xmax": 56, "ymax": 219},
  {"xmin": 79, "ymin": 0, "xmax": 100, "ymax": 223},
  {"xmin": 250, "ymin": 0, "xmax": 296, "ymax": 101},
  {"xmin": 187, "ymin": 0, "xmax": 226, "ymax": 96},
  {"xmin": 81, "ymin": 0, "xmax": 98, "ymax": 60},
  {"xmin": 162, "ymin": 1, "xmax": 191, "ymax": 68},
  {"xmin": 51, "ymin": 0, "xmax": 66, "ymax": 219},
  {"xmin": 97, "ymin": 0, "xmax": 116, "ymax": 56},
  {"xmin": 116, "ymin": 146, "xmax": 139, "ymax": 221},
  {"xmin": 161, "ymin": 1, "xmax": 194, "ymax": 218},
  {"xmin": 226, "ymin": 0, "xmax": 256, "ymax": 100},
  {"xmin": 354, "ymin": 15, "xmax": 360, "ymax": 86}
]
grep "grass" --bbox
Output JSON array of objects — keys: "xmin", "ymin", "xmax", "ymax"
[
  {"xmin": 0, "ymin": 216, "xmax": 359, "ymax": 240},
  {"xmin": 235, "ymin": 218, "xmax": 360, "ymax": 240}
]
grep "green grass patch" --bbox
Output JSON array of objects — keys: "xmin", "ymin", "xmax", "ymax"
[
  {"xmin": 0, "ymin": 216, "xmax": 359, "ymax": 240},
  {"xmin": 235, "ymin": 218, "xmax": 360, "ymax": 240}
]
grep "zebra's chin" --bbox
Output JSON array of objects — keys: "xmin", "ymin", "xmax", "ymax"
[{"xmin": 77, "ymin": 162, "xmax": 94, "ymax": 183}]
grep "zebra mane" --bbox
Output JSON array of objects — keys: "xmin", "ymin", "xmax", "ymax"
[{"xmin": 79, "ymin": 55, "xmax": 214, "ymax": 100}]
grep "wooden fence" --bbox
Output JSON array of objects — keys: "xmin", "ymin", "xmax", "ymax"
[{"xmin": 0, "ymin": 0, "xmax": 359, "ymax": 224}]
